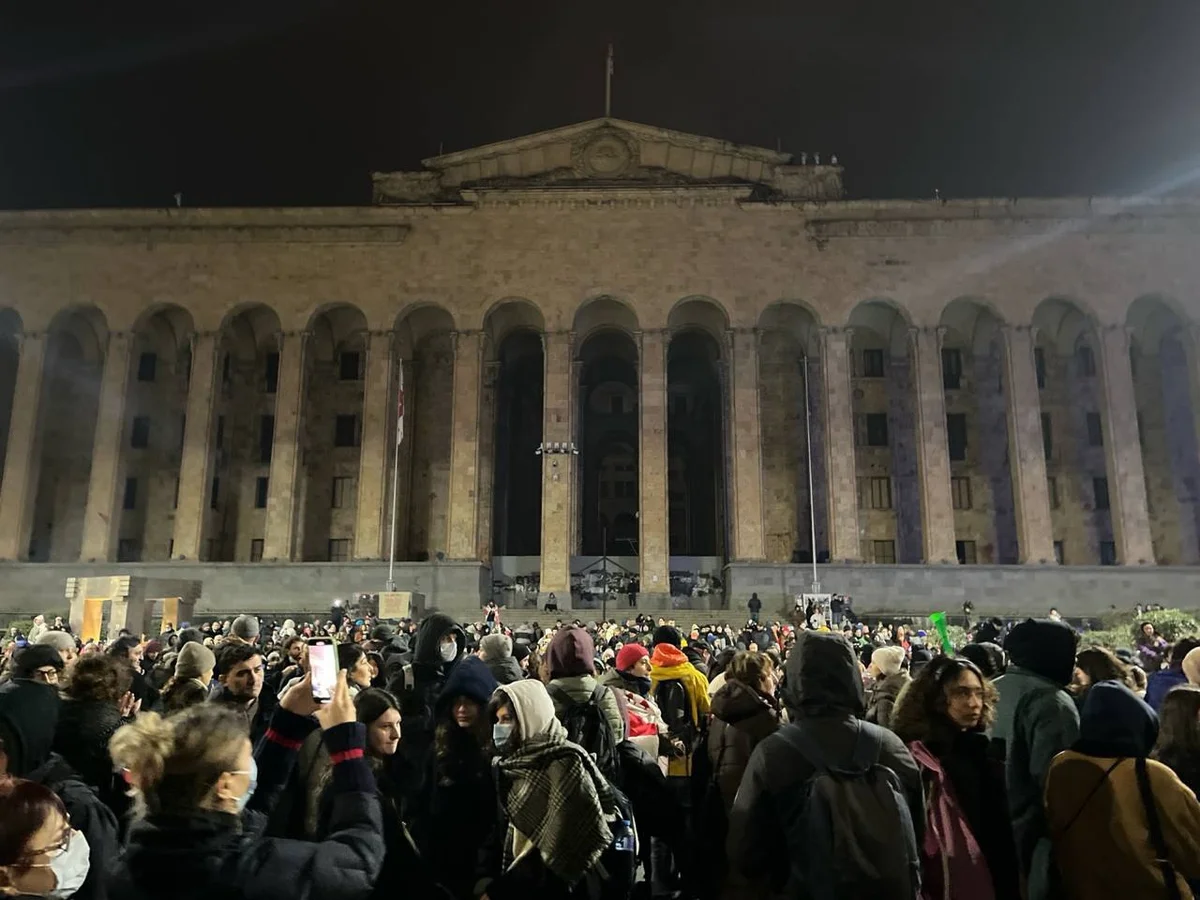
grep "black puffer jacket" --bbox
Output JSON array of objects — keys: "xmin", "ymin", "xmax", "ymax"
[
  {"xmin": 53, "ymin": 697, "xmax": 126, "ymax": 810},
  {"xmin": 708, "ymin": 680, "xmax": 779, "ymax": 811},
  {"xmin": 109, "ymin": 709, "xmax": 385, "ymax": 900},
  {"xmin": 726, "ymin": 632, "xmax": 925, "ymax": 897}
]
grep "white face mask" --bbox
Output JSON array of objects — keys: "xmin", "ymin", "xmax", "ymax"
[
  {"xmin": 30, "ymin": 829, "xmax": 91, "ymax": 899},
  {"xmin": 440, "ymin": 641, "xmax": 458, "ymax": 663},
  {"xmin": 492, "ymin": 722, "xmax": 514, "ymax": 748}
]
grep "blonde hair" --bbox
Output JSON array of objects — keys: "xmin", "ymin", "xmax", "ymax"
[
  {"xmin": 109, "ymin": 704, "xmax": 248, "ymax": 817},
  {"xmin": 726, "ymin": 651, "xmax": 774, "ymax": 688}
]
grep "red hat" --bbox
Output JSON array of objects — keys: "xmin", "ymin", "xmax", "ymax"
[{"xmin": 615, "ymin": 642, "xmax": 649, "ymax": 672}]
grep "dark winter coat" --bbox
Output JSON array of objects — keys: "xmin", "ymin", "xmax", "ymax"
[
  {"xmin": 108, "ymin": 709, "xmax": 385, "ymax": 900},
  {"xmin": 726, "ymin": 631, "xmax": 924, "ymax": 898},
  {"xmin": 52, "ymin": 697, "xmax": 126, "ymax": 809},
  {"xmin": 707, "ymin": 680, "xmax": 779, "ymax": 811},
  {"xmin": 864, "ymin": 672, "xmax": 909, "ymax": 730},
  {"xmin": 485, "ymin": 655, "xmax": 524, "ymax": 686}
]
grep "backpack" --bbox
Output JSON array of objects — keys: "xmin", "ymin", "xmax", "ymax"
[
  {"xmin": 781, "ymin": 720, "xmax": 921, "ymax": 900},
  {"xmin": 654, "ymin": 678, "xmax": 697, "ymax": 748},
  {"xmin": 574, "ymin": 779, "xmax": 638, "ymax": 900},
  {"xmin": 548, "ymin": 683, "xmax": 621, "ymax": 782}
]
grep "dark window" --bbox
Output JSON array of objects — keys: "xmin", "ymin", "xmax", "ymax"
[
  {"xmin": 215, "ymin": 415, "xmax": 226, "ymax": 449},
  {"xmin": 137, "ymin": 352, "xmax": 157, "ymax": 382},
  {"xmin": 942, "ymin": 348, "xmax": 963, "ymax": 390},
  {"xmin": 610, "ymin": 395, "xmax": 624, "ymax": 415},
  {"xmin": 1077, "ymin": 344, "xmax": 1096, "ymax": 378},
  {"xmin": 334, "ymin": 414, "xmax": 360, "ymax": 448},
  {"xmin": 1048, "ymin": 476, "xmax": 1060, "ymax": 510},
  {"xmin": 1042, "ymin": 413, "xmax": 1053, "ymax": 460},
  {"xmin": 122, "ymin": 477, "xmax": 137, "ymax": 511},
  {"xmin": 210, "ymin": 476, "xmax": 220, "ymax": 511},
  {"xmin": 331, "ymin": 476, "xmax": 354, "ymax": 509},
  {"xmin": 1034, "ymin": 347, "xmax": 1046, "ymax": 389},
  {"xmin": 221, "ymin": 353, "xmax": 232, "ymax": 385},
  {"xmin": 1053, "ymin": 540, "xmax": 1065, "ymax": 564},
  {"xmin": 947, "ymin": 413, "xmax": 968, "ymax": 461},
  {"xmin": 259, "ymin": 415, "xmax": 274, "ymax": 464},
  {"xmin": 264, "ymin": 352, "xmax": 280, "ymax": 393},
  {"xmin": 1100, "ymin": 541, "xmax": 1117, "ymax": 565},
  {"xmin": 861, "ymin": 349, "xmax": 885, "ymax": 378},
  {"xmin": 872, "ymin": 540, "xmax": 896, "ymax": 564},
  {"xmin": 1086, "ymin": 412, "xmax": 1103, "ymax": 447},
  {"xmin": 866, "ymin": 413, "xmax": 889, "ymax": 447},
  {"xmin": 339, "ymin": 351, "xmax": 361, "ymax": 381},
  {"xmin": 249, "ymin": 539, "xmax": 264, "ymax": 562},
  {"xmin": 130, "ymin": 416, "xmax": 151, "ymax": 449},
  {"xmin": 173, "ymin": 477, "xmax": 180, "ymax": 509},
  {"xmin": 117, "ymin": 539, "xmax": 140, "ymax": 562},
  {"xmin": 254, "ymin": 476, "xmax": 269, "ymax": 509},
  {"xmin": 869, "ymin": 476, "xmax": 892, "ymax": 510},
  {"xmin": 328, "ymin": 539, "xmax": 351, "ymax": 562},
  {"xmin": 951, "ymin": 476, "xmax": 972, "ymax": 510},
  {"xmin": 168, "ymin": 539, "xmax": 174, "ymax": 558},
  {"xmin": 1093, "ymin": 476, "xmax": 1110, "ymax": 510},
  {"xmin": 956, "ymin": 540, "xmax": 977, "ymax": 565}
]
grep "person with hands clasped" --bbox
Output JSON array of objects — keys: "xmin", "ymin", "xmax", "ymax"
[{"xmin": 108, "ymin": 670, "xmax": 386, "ymax": 900}]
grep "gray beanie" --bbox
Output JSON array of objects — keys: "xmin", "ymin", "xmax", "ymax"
[
  {"xmin": 175, "ymin": 641, "xmax": 216, "ymax": 680},
  {"xmin": 231, "ymin": 615, "xmax": 260, "ymax": 641},
  {"xmin": 35, "ymin": 631, "xmax": 76, "ymax": 654},
  {"xmin": 480, "ymin": 633, "xmax": 513, "ymax": 660}
]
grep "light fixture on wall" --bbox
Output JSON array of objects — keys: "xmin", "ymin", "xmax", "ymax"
[{"xmin": 535, "ymin": 442, "xmax": 579, "ymax": 456}]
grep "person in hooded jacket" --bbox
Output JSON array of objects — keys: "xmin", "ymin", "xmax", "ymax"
[
  {"xmin": 479, "ymin": 634, "xmax": 523, "ymax": 686},
  {"xmin": 890, "ymin": 656, "xmax": 1019, "ymax": 900},
  {"xmin": 0, "ymin": 680, "xmax": 118, "ymax": 900},
  {"xmin": 864, "ymin": 646, "xmax": 909, "ymax": 730},
  {"xmin": 707, "ymin": 651, "xmax": 780, "ymax": 812},
  {"xmin": 726, "ymin": 631, "xmax": 924, "ymax": 899},
  {"xmin": 545, "ymin": 627, "xmax": 626, "ymax": 746},
  {"xmin": 108, "ymin": 671, "xmax": 385, "ymax": 900},
  {"xmin": 1045, "ymin": 680, "xmax": 1200, "ymax": 900},
  {"xmin": 991, "ymin": 618, "xmax": 1079, "ymax": 900}
]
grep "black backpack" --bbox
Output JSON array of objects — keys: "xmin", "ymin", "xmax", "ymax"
[
  {"xmin": 654, "ymin": 678, "xmax": 697, "ymax": 748},
  {"xmin": 548, "ymin": 683, "xmax": 621, "ymax": 782},
  {"xmin": 574, "ymin": 779, "xmax": 637, "ymax": 900},
  {"xmin": 780, "ymin": 720, "xmax": 921, "ymax": 900}
]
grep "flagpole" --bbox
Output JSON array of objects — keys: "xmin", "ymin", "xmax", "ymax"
[
  {"xmin": 386, "ymin": 361, "xmax": 403, "ymax": 592},
  {"xmin": 605, "ymin": 44, "xmax": 613, "ymax": 117}
]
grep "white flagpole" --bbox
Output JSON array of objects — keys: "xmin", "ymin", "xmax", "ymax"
[
  {"xmin": 802, "ymin": 354, "xmax": 819, "ymax": 593},
  {"xmin": 386, "ymin": 361, "xmax": 403, "ymax": 592}
]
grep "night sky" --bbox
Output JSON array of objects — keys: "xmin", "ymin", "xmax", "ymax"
[{"xmin": 1, "ymin": 0, "xmax": 1198, "ymax": 208}]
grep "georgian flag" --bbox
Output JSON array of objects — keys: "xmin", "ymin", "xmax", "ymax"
[{"xmin": 396, "ymin": 363, "xmax": 405, "ymax": 446}]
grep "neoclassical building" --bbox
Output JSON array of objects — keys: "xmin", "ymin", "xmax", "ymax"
[{"xmin": 1, "ymin": 116, "xmax": 1200, "ymax": 617}]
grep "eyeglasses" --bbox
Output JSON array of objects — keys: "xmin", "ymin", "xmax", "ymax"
[
  {"xmin": 22, "ymin": 826, "xmax": 76, "ymax": 865},
  {"xmin": 32, "ymin": 667, "xmax": 60, "ymax": 684}
]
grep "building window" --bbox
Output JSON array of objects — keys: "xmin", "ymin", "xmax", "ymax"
[
  {"xmin": 122, "ymin": 477, "xmax": 137, "ymax": 511},
  {"xmin": 861, "ymin": 349, "xmax": 885, "ymax": 378},
  {"xmin": 168, "ymin": 539, "xmax": 174, "ymax": 558},
  {"xmin": 137, "ymin": 352, "xmax": 157, "ymax": 382},
  {"xmin": 215, "ymin": 415, "xmax": 226, "ymax": 450},
  {"xmin": 130, "ymin": 416, "xmax": 151, "ymax": 449},
  {"xmin": 249, "ymin": 538, "xmax": 264, "ymax": 562},
  {"xmin": 1077, "ymin": 344, "xmax": 1096, "ymax": 378},
  {"xmin": 610, "ymin": 395, "xmax": 624, "ymax": 415},
  {"xmin": 334, "ymin": 414, "xmax": 360, "ymax": 448},
  {"xmin": 259, "ymin": 415, "xmax": 274, "ymax": 464},
  {"xmin": 339, "ymin": 351, "xmax": 361, "ymax": 381},
  {"xmin": 221, "ymin": 353, "xmax": 232, "ymax": 387},
  {"xmin": 956, "ymin": 540, "xmax": 977, "ymax": 564},
  {"xmin": 951, "ymin": 476, "xmax": 972, "ymax": 510},
  {"xmin": 1048, "ymin": 476, "xmax": 1060, "ymax": 510},
  {"xmin": 1042, "ymin": 413, "xmax": 1053, "ymax": 460},
  {"xmin": 1100, "ymin": 540, "xmax": 1117, "ymax": 565},
  {"xmin": 331, "ymin": 476, "xmax": 354, "ymax": 509},
  {"xmin": 872, "ymin": 540, "xmax": 896, "ymax": 564},
  {"xmin": 328, "ymin": 538, "xmax": 351, "ymax": 562},
  {"xmin": 866, "ymin": 413, "xmax": 889, "ymax": 447},
  {"xmin": 1053, "ymin": 540, "xmax": 1064, "ymax": 564},
  {"xmin": 870, "ymin": 476, "xmax": 893, "ymax": 510},
  {"xmin": 1137, "ymin": 412, "xmax": 1145, "ymax": 447},
  {"xmin": 210, "ymin": 476, "xmax": 220, "ymax": 511},
  {"xmin": 254, "ymin": 476, "xmax": 269, "ymax": 509},
  {"xmin": 1034, "ymin": 347, "xmax": 1046, "ymax": 389},
  {"xmin": 117, "ymin": 538, "xmax": 140, "ymax": 562},
  {"xmin": 947, "ymin": 413, "xmax": 968, "ymax": 462},
  {"xmin": 173, "ymin": 477, "xmax": 179, "ymax": 509},
  {"xmin": 1086, "ymin": 412, "xmax": 1103, "ymax": 447},
  {"xmin": 264, "ymin": 352, "xmax": 280, "ymax": 393},
  {"xmin": 1093, "ymin": 476, "xmax": 1110, "ymax": 510},
  {"xmin": 942, "ymin": 348, "xmax": 963, "ymax": 390}
]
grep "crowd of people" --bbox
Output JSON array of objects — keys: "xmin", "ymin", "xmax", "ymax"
[{"xmin": 1, "ymin": 606, "xmax": 1199, "ymax": 900}]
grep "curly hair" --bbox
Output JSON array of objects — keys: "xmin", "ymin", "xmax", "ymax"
[
  {"xmin": 890, "ymin": 655, "xmax": 998, "ymax": 745},
  {"xmin": 65, "ymin": 653, "xmax": 132, "ymax": 703}
]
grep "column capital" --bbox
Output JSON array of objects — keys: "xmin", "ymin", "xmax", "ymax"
[
  {"xmin": 1099, "ymin": 323, "xmax": 1134, "ymax": 349},
  {"xmin": 819, "ymin": 325, "xmax": 854, "ymax": 336},
  {"xmin": 908, "ymin": 325, "xmax": 947, "ymax": 351},
  {"xmin": 14, "ymin": 330, "xmax": 46, "ymax": 349},
  {"xmin": 270, "ymin": 329, "xmax": 311, "ymax": 349}
]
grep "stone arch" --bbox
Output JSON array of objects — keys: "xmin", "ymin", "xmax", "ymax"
[
  {"xmin": 1126, "ymin": 295, "xmax": 1187, "ymax": 354},
  {"xmin": 484, "ymin": 298, "xmax": 546, "ymax": 352},
  {"xmin": 757, "ymin": 301, "xmax": 821, "ymax": 355},
  {"xmin": 668, "ymin": 296, "xmax": 730, "ymax": 350},
  {"xmin": 1032, "ymin": 297, "xmax": 1099, "ymax": 356},
  {"xmin": 306, "ymin": 304, "xmax": 369, "ymax": 364},
  {"xmin": 394, "ymin": 304, "xmax": 456, "ymax": 359},
  {"xmin": 847, "ymin": 298, "xmax": 912, "ymax": 358},
  {"xmin": 47, "ymin": 305, "xmax": 108, "ymax": 365},
  {"xmin": 939, "ymin": 297, "xmax": 1006, "ymax": 357},
  {"xmin": 220, "ymin": 304, "xmax": 283, "ymax": 363},
  {"xmin": 574, "ymin": 296, "xmax": 639, "ymax": 342}
]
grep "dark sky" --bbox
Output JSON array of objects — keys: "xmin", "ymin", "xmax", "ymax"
[{"xmin": 0, "ymin": 0, "xmax": 1198, "ymax": 208}]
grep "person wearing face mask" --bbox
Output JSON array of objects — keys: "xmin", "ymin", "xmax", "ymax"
[
  {"xmin": 0, "ymin": 777, "xmax": 92, "ymax": 899},
  {"xmin": 108, "ymin": 671, "xmax": 385, "ymax": 900}
]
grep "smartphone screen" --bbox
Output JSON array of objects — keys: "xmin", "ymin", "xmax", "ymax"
[{"xmin": 308, "ymin": 639, "xmax": 337, "ymax": 702}]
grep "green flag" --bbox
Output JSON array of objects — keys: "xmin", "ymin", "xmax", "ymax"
[{"xmin": 929, "ymin": 611, "xmax": 954, "ymax": 656}]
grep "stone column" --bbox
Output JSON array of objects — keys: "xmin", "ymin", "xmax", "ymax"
[
  {"xmin": 539, "ymin": 331, "xmax": 575, "ymax": 594},
  {"xmin": 172, "ymin": 331, "xmax": 220, "ymax": 560},
  {"xmin": 79, "ymin": 331, "xmax": 134, "ymax": 562},
  {"xmin": 1001, "ymin": 326, "xmax": 1056, "ymax": 563},
  {"xmin": 819, "ymin": 327, "xmax": 862, "ymax": 562},
  {"xmin": 571, "ymin": 357, "xmax": 584, "ymax": 556},
  {"xmin": 909, "ymin": 326, "xmax": 957, "ymax": 563},
  {"xmin": 727, "ymin": 328, "xmax": 765, "ymax": 560},
  {"xmin": 1097, "ymin": 324, "xmax": 1154, "ymax": 564},
  {"xmin": 446, "ymin": 330, "xmax": 484, "ymax": 560},
  {"xmin": 0, "ymin": 332, "xmax": 47, "ymax": 560},
  {"xmin": 354, "ymin": 331, "xmax": 393, "ymax": 560},
  {"xmin": 638, "ymin": 329, "xmax": 670, "ymax": 600},
  {"xmin": 263, "ymin": 331, "xmax": 308, "ymax": 561}
]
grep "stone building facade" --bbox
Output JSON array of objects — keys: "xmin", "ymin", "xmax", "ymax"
[{"xmin": 1, "ymin": 116, "xmax": 1200, "ymax": 617}]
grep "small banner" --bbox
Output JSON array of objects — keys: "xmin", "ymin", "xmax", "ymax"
[{"xmin": 929, "ymin": 611, "xmax": 955, "ymax": 656}]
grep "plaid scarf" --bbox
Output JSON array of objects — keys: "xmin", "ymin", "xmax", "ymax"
[{"xmin": 495, "ymin": 736, "xmax": 617, "ymax": 885}]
